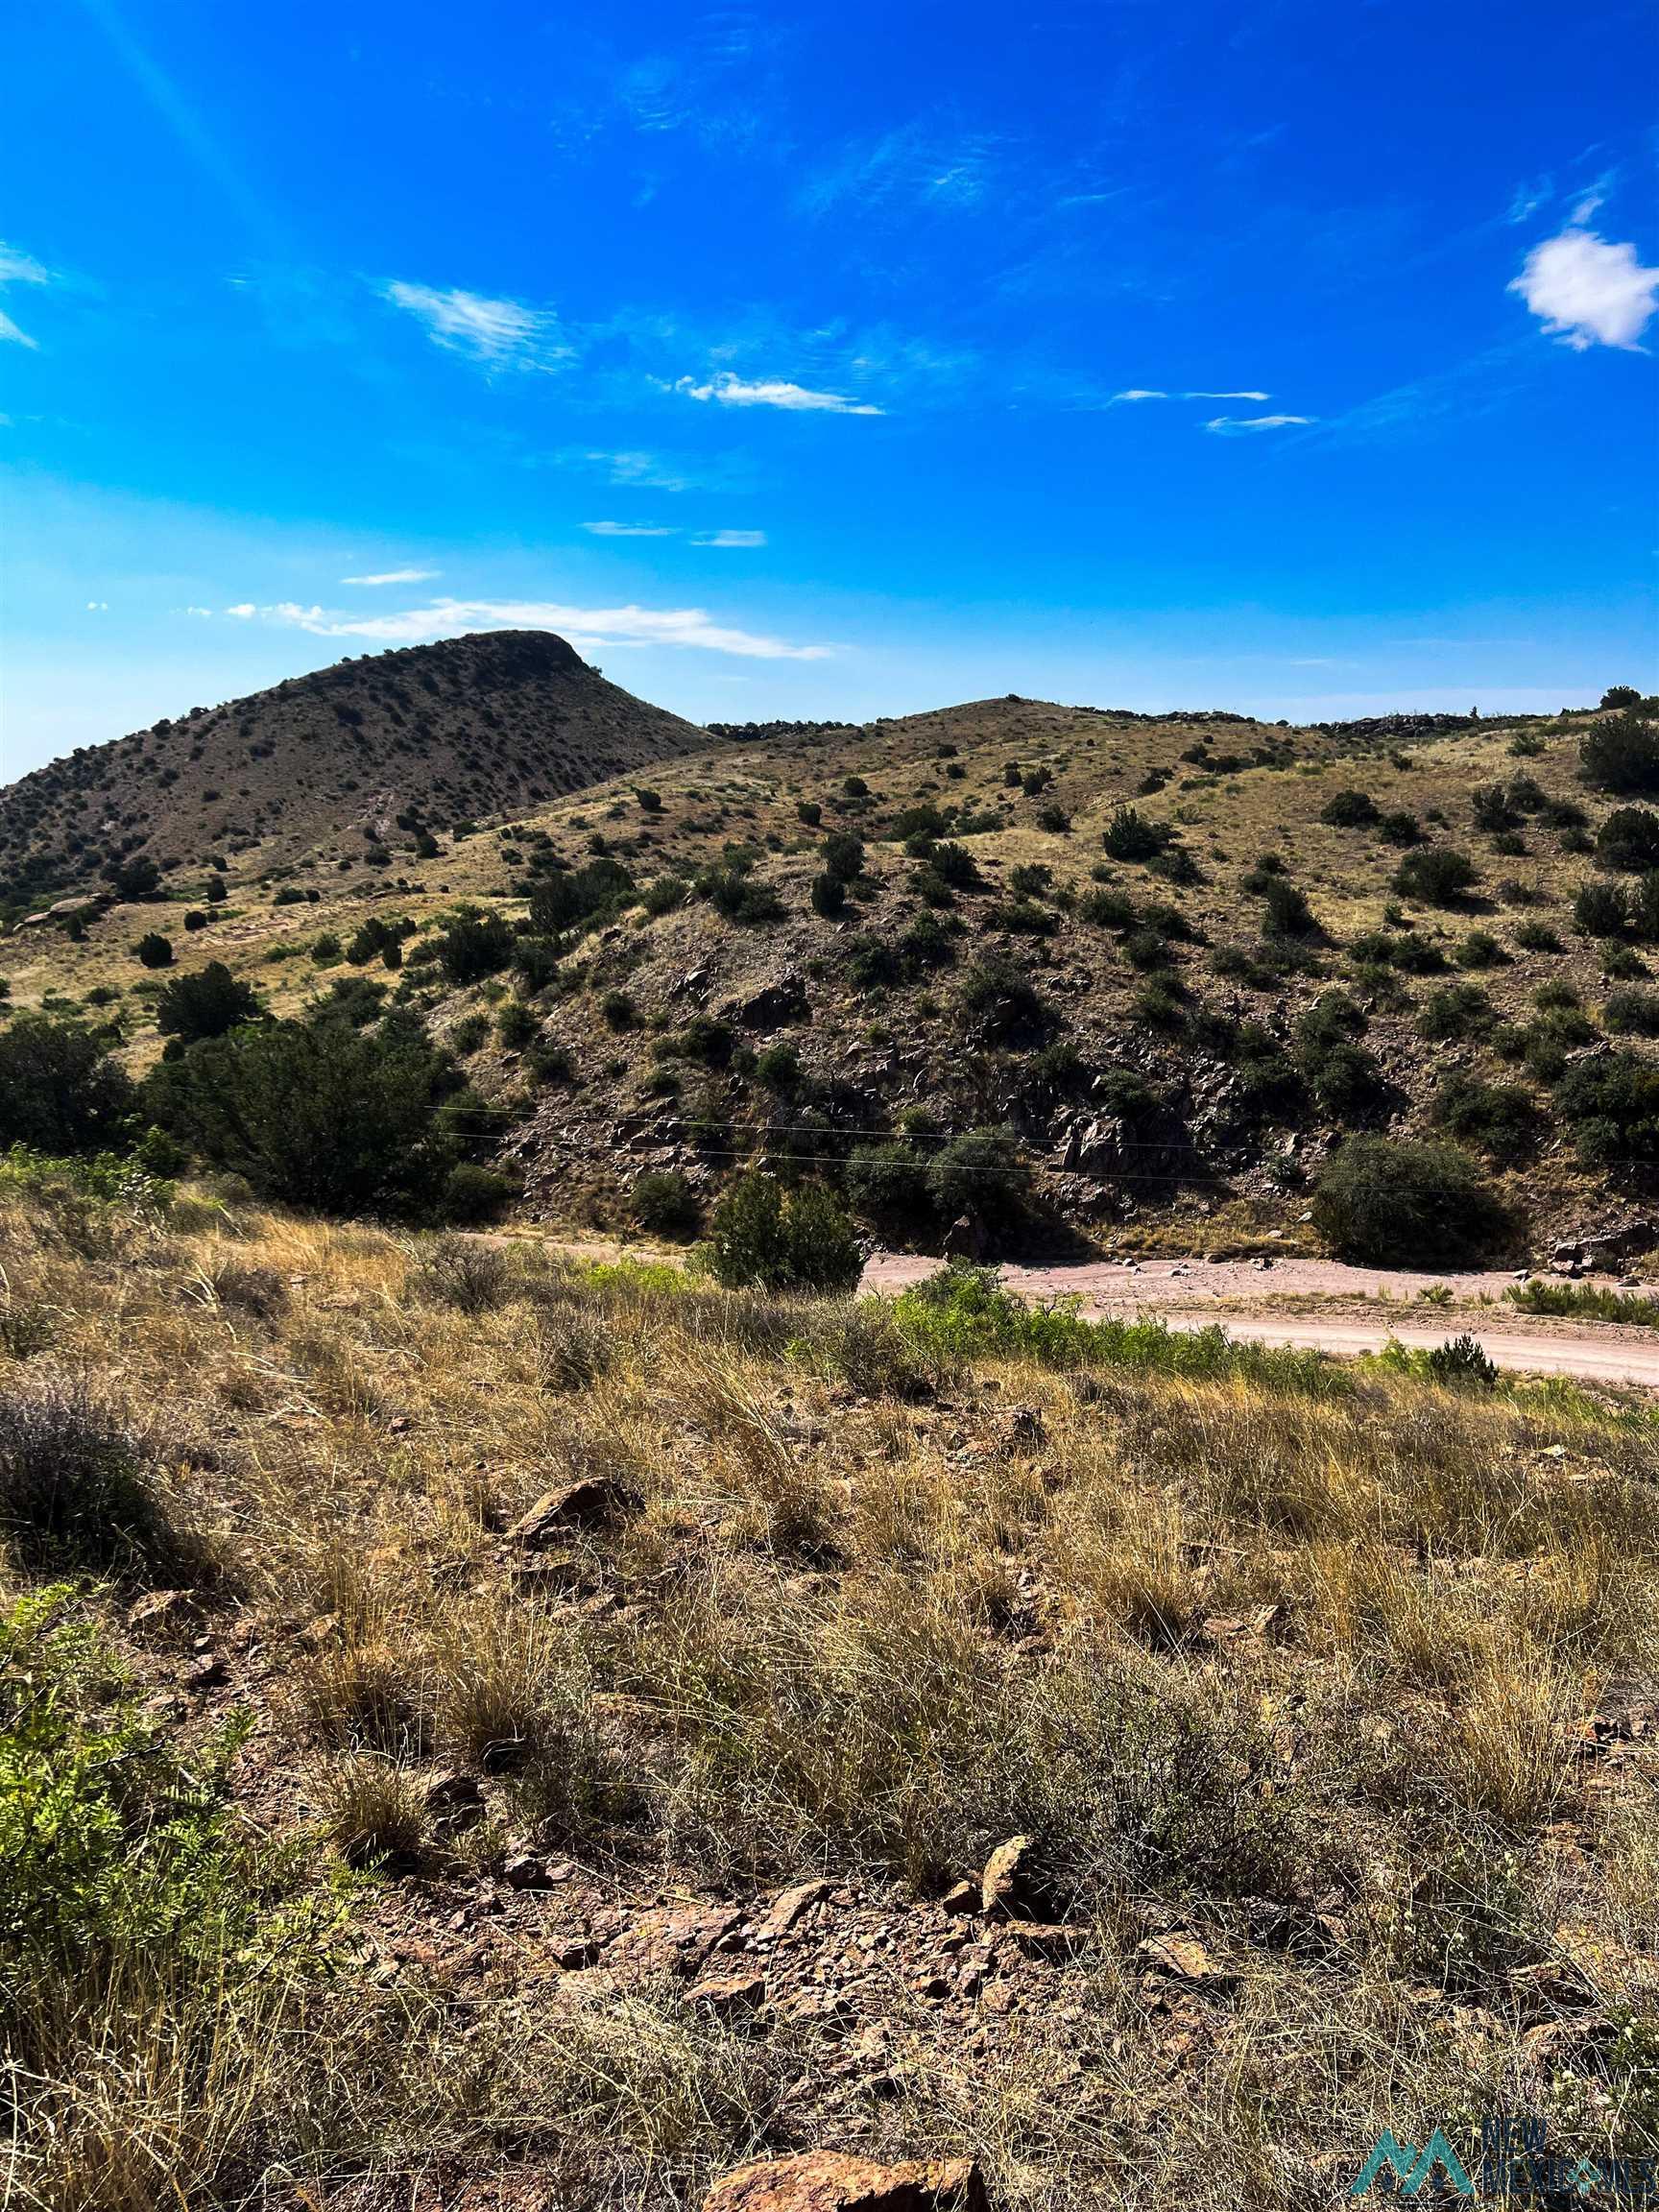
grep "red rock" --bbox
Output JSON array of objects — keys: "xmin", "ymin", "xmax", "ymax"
[
  {"xmin": 687, "ymin": 1970, "xmax": 766, "ymax": 2016},
  {"xmin": 1137, "ymin": 1932, "xmax": 1231, "ymax": 1984},
  {"xmin": 939, "ymin": 1881, "xmax": 979, "ymax": 1916},
  {"xmin": 702, "ymin": 2151, "xmax": 988, "ymax": 2211},
  {"xmin": 757, "ymin": 1878, "xmax": 830, "ymax": 1940}
]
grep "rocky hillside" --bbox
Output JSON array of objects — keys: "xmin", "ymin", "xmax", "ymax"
[{"xmin": 0, "ymin": 630, "xmax": 709, "ymax": 914}]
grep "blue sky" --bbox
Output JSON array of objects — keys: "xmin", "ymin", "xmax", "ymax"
[{"xmin": 3, "ymin": 0, "xmax": 1656, "ymax": 774}]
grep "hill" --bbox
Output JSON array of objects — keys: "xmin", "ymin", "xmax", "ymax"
[
  {"xmin": 4, "ymin": 648, "xmax": 1658, "ymax": 1265},
  {"xmin": 0, "ymin": 629, "xmax": 709, "ymax": 914}
]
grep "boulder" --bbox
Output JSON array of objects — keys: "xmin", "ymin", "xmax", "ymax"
[
  {"xmin": 702, "ymin": 2152, "xmax": 988, "ymax": 2212},
  {"xmin": 728, "ymin": 974, "xmax": 809, "ymax": 1030}
]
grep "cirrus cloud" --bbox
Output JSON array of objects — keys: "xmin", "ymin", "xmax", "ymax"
[
  {"xmin": 674, "ymin": 372, "xmax": 883, "ymax": 415},
  {"xmin": 340, "ymin": 566, "xmax": 440, "ymax": 586},
  {"xmin": 1202, "ymin": 413, "xmax": 1313, "ymax": 435},
  {"xmin": 231, "ymin": 594, "xmax": 830, "ymax": 661},
  {"xmin": 1509, "ymin": 226, "xmax": 1659, "ymax": 351},
  {"xmin": 377, "ymin": 279, "xmax": 570, "ymax": 372}
]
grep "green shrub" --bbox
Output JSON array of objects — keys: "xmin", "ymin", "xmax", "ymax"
[
  {"xmin": 632, "ymin": 1169, "xmax": 700, "ymax": 1238},
  {"xmin": 156, "ymin": 962, "xmax": 261, "ymax": 1044},
  {"xmin": 1425, "ymin": 1334, "xmax": 1498, "ymax": 1391},
  {"xmin": 821, "ymin": 831, "xmax": 866, "ymax": 881},
  {"xmin": 599, "ymin": 990, "xmax": 637, "ymax": 1031},
  {"xmin": 958, "ymin": 956, "xmax": 1050, "ymax": 1041},
  {"xmin": 1311, "ymin": 1138, "xmax": 1510, "ymax": 1263},
  {"xmin": 1596, "ymin": 806, "xmax": 1659, "ymax": 871},
  {"xmin": 1575, "ymin": 879, "xmax": 1628, "ymax": 938},
  {"xmin": 1101, "ymin": 806, "xmax": 1172, "ymax": 862},
  {"xmin": 1417, "ymin": 981, "xmax": 1494, "ymax": 1042},
  {"xmin": 1553, "ymin": 1050, "xmax": 1659, "ymax": 1166},
  {"xmin": 134, "ymin": 931, "xmax": 174, "ymax": 970},
  {"xmin": 926, "ymin": 1125, "xmax": 1023, "ymax": 1235},
  {"xmin": 846, "ymin": 1141, "xmax": 932, "ymax": 1228},
  {"xmin": 810, "ymin": 871, "xmax": 847, "ymax": 918},
  {"xmin": 1393, "ymin": 848, "xmax": 1479, "ymax": 904},
  {"xmin": 1319, "ymin": 788, "xmax": 1379, "ymax": 828},
  {"xmin": 0, "ymin": 1016, "xmax": 136, "ymax": 1155},
  {"xmin": 440, "ymin": 1163, "xmax": 514, "ymax": 1223},
  {"xmin": 1581, "ymin": 709, "xmax": 1659, "ymax": 795},
  {"xmin": 1604, "ymin": 987, "xmax": 1659, "ymax": 1035},
  {"xmin": 146, "ymin": 1010, "xmax": 464, "ymax": 1214},
  {"xmin": 707, "ymin": 1174, "xmax": 863, "ymax": 1293},
  {"xmin": 1431, "ymin": 1073, "xmax": 1541, "ymax": 1162},
  {"xmin": 496, "ymin": 1000, "xmax": 538, "ymax": 1050},
  {"xmin": 432, "ymin": 907, "xmax": 514, "ymax": 985}
]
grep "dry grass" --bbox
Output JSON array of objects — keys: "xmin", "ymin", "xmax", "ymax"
[{"xmin": 1, "ymin": 1176, "xmax": 1656, "ymax": 2207}]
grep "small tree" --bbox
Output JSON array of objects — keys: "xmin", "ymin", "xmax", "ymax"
[
  {"xmin": 1581, "ymin": 710, "xmax": 1659, "ymax": 796},
  {"xmin": 1393, "ymin": 848, "xmax": 1479, "ymax": 905},
  {"xmin": 707, "ymin": 1174, "xmax": 863, "ymax": 1293},
  {"xmin": 1596, "ymin": 806, "xmax": 1659, "ymax": 872},
  {"xmin": 1311, "ymin": 1138, "xmax": 1509, "ymax": 1263},
  {"xmin": 134, "ymin": 932, "xmax": 174, "ymax": 969},
  {"xmin": 156, "ymin": 962, "xmax": 262, "ymax": 1044},
  {"xmin": 0, "ymin": 1015, "xmax": 136, "ymax": 1154}
]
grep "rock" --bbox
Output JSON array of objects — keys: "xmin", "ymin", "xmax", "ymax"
[
  {"xmin": 757, "ymin": 1878, "xmax": 830, "ymax": 1940},
  {"xmin": 506, "ymin": 1475, "xmax": 637, "ymax": 1547},
  {"xmin": 180, "ymin": 1652, "xmax": 228, "ymax": 1691},
  {"xmin": 942, "ymin": 1215, "xmax": 986, "ymax": 1262},
  {"xmin": 502, "ymin": 1852, "xmax": 551, "ymax": 1890},
  {"xmin": 1000, "ymin": 1921, "xmax": 1087, "ymax": 1960},
  {"xmin": 423, "ymin": 1769, "xmax": 484, "ymax": 1814},
  {"xmin": 939, "ymin": 1880, "xmax": 980, "ymax": 1916},
  {"xmin": 702, "ymin": 2151, "xmax": 989, "ymax": 2212},
  {"xmin": 979, "ymin": 1834, "xmax": 1035, "ymax": 1918},
  {"xmin": 126, "ymin": 1588, "xmax": 196, "ymax": 1635},
  {"xmin": 728, "ymin": 974, "xmax": 808, "ymax": 1030},
  {"xmin": 687, "ymin": 1970, "xmax": 767, "ymax": 2018},
  {"xmin": 1005, "ymin": 1407, "xmax": 1045, "ymax": 1451},
  {"xmin": 1138, "ymin": 1932, "xmax": 1231, "ymax": 1984}
]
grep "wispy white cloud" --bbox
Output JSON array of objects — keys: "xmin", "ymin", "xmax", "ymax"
[
  {"xmin": 578, "ymin": 448, "xmax": 703, "ymax": 493},
  {"xmin": 1202, "ymin": 414, "xmax": 1313, "ymax": 435},
  {"xmin": 1508, "ymin": 176, "xmax": 1551, "ymax": 225},
  {"xmin": 340, "ymin": 566, "xmax": 440, "ymax": 586},
  {"xmin": 238, "ymin": 595, "xmax": 830, "ymax": 661},
  {"xmin": 693, "ymin": 528, "xmax": 766, "ymax": 548},
  {"xmin": 674, "ymin": 372, "xmax": 883, "ymax": 415},
  {"xmin": 181, "ymin": 606, "xmax": 213, "ymax": 618},
  {"xmin": 800, "ymin": 121, "xmax": 1005, "ymax": 219},
  {"xmin": 0, "ymin": 239, "xmax": 49, "ymax": 348},
  {"xmin": 224, "ymin": 603, "xmax": 256, "ymax": 618},
  {"xmin": 377, "ymin": 279, "xmax": 569, "ymax": 372},
  {"xmin": 1109, "ymin": 388, "xmax": 1166, "ymax": 403},
  {"xmin": 1107, "ymin": 386, "xmax": 1272, "ymax": 406},
  {"xmin": 1509, "ymin": 226, "xmax": 1659, "ymax": 351},
  {"xmin": 1185, "ymin": 388, "xmax": 1270, "ymax": 400},
  {"xmin": 582, "ymin": 519, "xmax": 678, "ymax": 538},
  {"xmin": 85, "ymin": 601, "xmax": 108, "ymax": 613}
]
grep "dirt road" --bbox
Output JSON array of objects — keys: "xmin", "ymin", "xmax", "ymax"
[{"xmin": 860, "ymin": 1251, "xmax": 1659, "ymax": 1388}]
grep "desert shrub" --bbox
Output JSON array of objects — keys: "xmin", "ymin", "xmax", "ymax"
[
  {"xmin": 1513, "ymin": 919, "xmax": 1563, "ymax": 954},
  {"xmin": 599, "ymin": 990, "xmax": 637, "ymax": 1031},
  {"xmin": 754, "ymin": 1044, "xmax": 801, "ymax": 1090},
  {"xmin": 1604, "ymin": 987, "xmax": 1659, "ymax": 1035},
  {"xmin": 926, "ymin": 1125, "xmax": 1023, "ymax": 1236},
  {"xmin": 707, "ymin": 1174, "xmax": 863, "ymax": 1294},
  {"xmin": 1035, "ymin": 803, "xmax": 1070, "ymax": 833},
  {"xmin": 1455, "ymin": 930, "xmax": 1508, "ymax": 969},
  {"xmin": 134, "ymin": 931, "xmax": 174, "ymax": 969},
  {"xmin": 1575, "ymin": 879, "xmax": 1628, "ymax": 938},
  {"xmin": 848, "ymin": 934, "xmax": 902, "ymax": 990},
  {"xmin": 821, "ymin": 832, "xmax": 866, "ymax": 881},
  {"xmin": 1524, "ymin": 1007, "xmax": 1596, "ymax": 1082},
  {"xmin": 796, "ymin": 799, "xmax": 822, "ymax": 827},
  {"xmin": 0, "ymin": 1381, "xmax": 178, "ymax": 1575},
  {"xmin": 1596, "ymin": 806, "xmax": 1659, "ymax": 871},
  {"xmin": 810, "ymin": 871, "xmax": 847, "ymax": 918},
  {"xmin": 1430, "ymin": 1074, "xmax": 1542, "ymax": 1162},
  {"xmin": 898, "ymin": 913, "xmax": 958, "ymax": 972},
  {"xmin": 1379, "ymin": 809, "xmax": 1422, "ymax": 846},
  {"xmin": 0, "ymin": 1016, "xmax": 136, "ymax": 1155},
  {"xmin": 450, "ymin": 1013, "xmax": 490, "ymax": 1055},
  {"xmin": 1425, "ymin": 1334, "xmax": 1498, "ymax": 1391},
  {"xmin": 1260, "ymin": 877, "xmax": 1317, "ymax": 939},
  {"xmin": 632, "ymin": 1169, "xmax": 700, "ymax": 1237},
  {"xmin": 1553, "ymin": 1050, "xmax": 1659, "ymax": 1166},
  {"xmin": 415, "ymin": 1234, "xmax": 509, "ymax": 1311},
  {"xmin": 495, "ymin": 1000, "xmax": 538, "ymax": 1051},
  {"xmin": 1581, "ymin": 709, "xmax": 1659, "ymax": 795},
  {"xmin": 155, "ymin": 962, "xmax": 262, "ymax": 1044},
  {"xmin": 891, "ymin": 804, "xmax": 948, "ymax": 842},
  {"xmin": 958, "ymin": 956, "xmax": 1050, "ymax": 1042},
  {"xmin": 527, "ymin": 857, "xmax": 637, "ymax": 935},
  {"xmin": 927, "ymin": 842, "xmax": 981, "ymax": 890},
  {"xmin": 432, "ymin": 906, "xmax": 514, "ymax": 985},
  {"xmin": 1393, "ymin": 848, "xmax": 1478, "ymax": 904},
  {"xmin": 640, "ymin": 874, "xmax": 687, "ymax": 917},
  {"xmin": 1602, "ymin": 685, "xmax": 1643, "ymax": 710},
  {"xmin": 668, "ymin": 1016, "xmax": 734, "ymax": 1068},
  {"xmin": 1319, "ymin": 788, "xmax": 1379, "ymax": 828},
  {"xmin": 699, "ymin": 867, "xmax": 785, "ymax": 925},
  {"xmin": 1417, "ymin": 981, "xmax": 1494, "ymax": 1041},
  {"xmin": 1101, "ymin": 806, "xmax": 1171, "ymax": 862},
  {"xmin": 846, "ymin": 1141, "xmax": 932, "ymax": 1228},
  {"xmin": 1311, "ymin": 1138, "xmax": 1509, "ymax": 1263},
  {"xmin": 147, "ymin": 1010, "xmax": 464, "ymax": 1214},
  {"xmin": 441, "ymin": 1163, "xmax": 513, "ymax": 1223}
]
